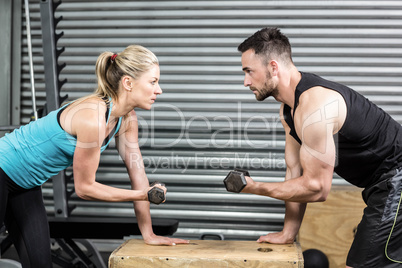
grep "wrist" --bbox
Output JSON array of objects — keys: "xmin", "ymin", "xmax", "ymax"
[
  {"xmin": 143, "ymin": 189, "xmax": 148, "ymax": 201},
  {"xmin": 134, "ymin": 189, "xmax": 148, "ymax": 201},
  {"xmin": 142, "ymin": 231, "xmax": 155, "ymax": 241},
  {"xmin": 281, "ymin": 227, "xmax": 298, "ymax": 242},
  {"xmin": 243, "ymin": 177, "xmax": 257, "ymax": 194},
  {"xmin": 250, "ymin": 181, "xmax": 263, "ymax": 195}
]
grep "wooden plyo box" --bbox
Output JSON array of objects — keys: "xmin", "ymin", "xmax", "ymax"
[{"xmin": 109, "ymin": 239, "xmax": 304, "ymax": 268}]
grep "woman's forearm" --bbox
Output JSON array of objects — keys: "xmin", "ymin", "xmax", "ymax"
[{"xmin": 75, "ymin": 180, "xmax": 146, "ymax": 202}]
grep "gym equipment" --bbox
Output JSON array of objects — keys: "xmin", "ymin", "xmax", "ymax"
[
  {"xmin": 223, "ymin": 168, "xmax": 249, "ymax": 193},
  {"xmin": 24, "ymin": 0, "xmax": 38, "ymax": 121},
  {"xmin": 40, "ymin": 0, "xmax": 71, "ymax": 219},
  {"xmin": 303, "ymin": 249, "xmax": 329, "ymax": 268},
  {"xmin": 47, "ymin": 217, "xmax": 178, "ymax": 268},
  {"xmin": 199, "ymin": 233, "xmax": 225, "ymax": 240},
  {"xmin": 1, "ymin": 216, "xmax": 179, "ymax": 268},
  {"xmin": 109, "ymin": 239, "xmax": 303, "ymax": 268},
  {"xmin": 148, "ymin": 182, "xmax": 166, "ymax": 204}
]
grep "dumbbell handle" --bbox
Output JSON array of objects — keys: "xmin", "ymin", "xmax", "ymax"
[
  {"xmin": 234, "ymin": 168, "xmax": 250, "ymax": 177},
  {"xmin": 147, "ymin": 182, "xmax": 166, "ymax": 204}
]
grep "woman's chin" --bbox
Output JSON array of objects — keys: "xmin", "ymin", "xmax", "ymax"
[{"xmin": 142, "ymin": 104, "xmax": 152, "ymax": 110}]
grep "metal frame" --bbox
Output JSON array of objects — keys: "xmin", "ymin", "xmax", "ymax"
[
  {"xmin": 40, "ymin": 0, "xmax": 73, "ymax": 219},
  {"xmin": 0, "ymin": 0, "xmax": 21, "ymax": 136}
]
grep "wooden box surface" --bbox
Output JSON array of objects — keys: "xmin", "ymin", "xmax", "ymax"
[{"xmin": 109, "ymin": 239, "xmax": 304, "ymax": 268}]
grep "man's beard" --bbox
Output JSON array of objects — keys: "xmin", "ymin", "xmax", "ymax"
[{"xmin": 252, "ymin": 72, "xmax": 278, "ymax": 101}]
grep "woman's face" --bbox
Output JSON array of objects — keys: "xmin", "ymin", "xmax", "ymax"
[{"xmin": 130, "ymin": 64, "xmax": 162, "ymax": 110}]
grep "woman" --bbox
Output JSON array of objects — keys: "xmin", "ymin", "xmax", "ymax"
[{"xmin": 0, "ymin": 45, "xmax": 189, "ymax": 267}]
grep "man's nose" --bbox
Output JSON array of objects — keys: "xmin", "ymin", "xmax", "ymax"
[{"xmin": 244, "ymin": 75, "xmax": 251, "ymax": 87}]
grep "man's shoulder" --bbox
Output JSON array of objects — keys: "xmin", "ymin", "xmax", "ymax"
[
  {"xmin": 295, "ymin": 86, "xmax": 347, "ymax": 133},
  {"xmin": 299, "ymin": 86, "xmax": 346, "ymax": 110}
]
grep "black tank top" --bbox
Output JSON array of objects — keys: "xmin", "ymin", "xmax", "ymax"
[{"xmin": 283, "ymin": 72, "xmax": 402, "ymax": 188}]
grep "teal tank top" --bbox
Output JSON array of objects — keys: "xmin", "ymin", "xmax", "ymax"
[{"xmin": 0, "ymin": 100, "xmax": 122, "ymax": 189}]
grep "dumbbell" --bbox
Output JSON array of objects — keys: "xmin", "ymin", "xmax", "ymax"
[
  {"xmin": 223, "ymin": 168, "xmax": 250, "ymax": 193},
  {"xmin": 148, "ymin": 181, "xmax": 166, "ymax": 204}
]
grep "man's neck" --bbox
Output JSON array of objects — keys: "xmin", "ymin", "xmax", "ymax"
[{"xmin": 275, "ymin": 67, "xmax": 301, "ymax": 109}]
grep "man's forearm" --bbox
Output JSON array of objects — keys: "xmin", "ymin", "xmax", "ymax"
[
  {"xmin": 283, "ymin": 201, "xmax": 307, "ymax": 238},
  {"xmin": 245, "ymin": 175, "xmax": 328, "ymax": 203}
]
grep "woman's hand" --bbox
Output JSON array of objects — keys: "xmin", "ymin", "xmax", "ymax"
[
  {"xmin": 143, "ymin": 183, "xmax": 167, "ymax": 203},
  {"xmin": 144, "ymin": 233, "xmax": 190, "ymax": 246}
]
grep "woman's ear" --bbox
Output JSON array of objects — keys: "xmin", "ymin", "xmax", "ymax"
[{"xmin": 122, "ymin": 76, "xmax": 132, "ymax": 91}]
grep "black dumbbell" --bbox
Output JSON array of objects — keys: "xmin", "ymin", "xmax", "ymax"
[
  {"xmin": 223, "ymin": 168, "xmax": 250, "ymax": 193},
  {"xmin": 148, "ymin": 181, "xmax": 166, "ymax": 204}
]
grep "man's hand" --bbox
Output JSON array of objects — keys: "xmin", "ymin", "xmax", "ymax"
[
  {"xmin": 241, "ymin": 176, "xmax": 257, "ymax": 193},
  {"xmin": 144, "ymin": 233, "xmax": 190, "ymax": 246},
  {"xmin": 257, "ymin": 231, "xmax": 295, "ymax": 244}
]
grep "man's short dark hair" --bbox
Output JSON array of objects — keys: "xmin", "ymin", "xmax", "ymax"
[{"xmin": 238, "ymin": 27, "xmax": 293, "ymax": 64}]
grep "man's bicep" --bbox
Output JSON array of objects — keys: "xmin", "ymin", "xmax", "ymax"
[
  {"xmin": 295, "ymin": 86, "xmax": 346, "ymax": 171},
  {"xmin": 299, "ymin": 112, "xmax": 337, "ymax": 170},
  {"xmin": 298, "ymin": 117, "xmax": 336, "ymax": 198}
]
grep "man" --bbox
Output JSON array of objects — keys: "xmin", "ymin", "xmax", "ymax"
[{"xmin": 237, "ymin": 27, "xmax": 402, "ymax": 267}]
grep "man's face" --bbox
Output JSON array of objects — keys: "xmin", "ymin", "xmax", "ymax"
[{"xmin": 241, "ymin": 49, "xmax": 278, "ymax": 101}]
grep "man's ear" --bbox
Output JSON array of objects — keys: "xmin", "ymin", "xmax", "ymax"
[{"xmin": 269, "ymin": 60, "xmax": 279, "ymax": 76}]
